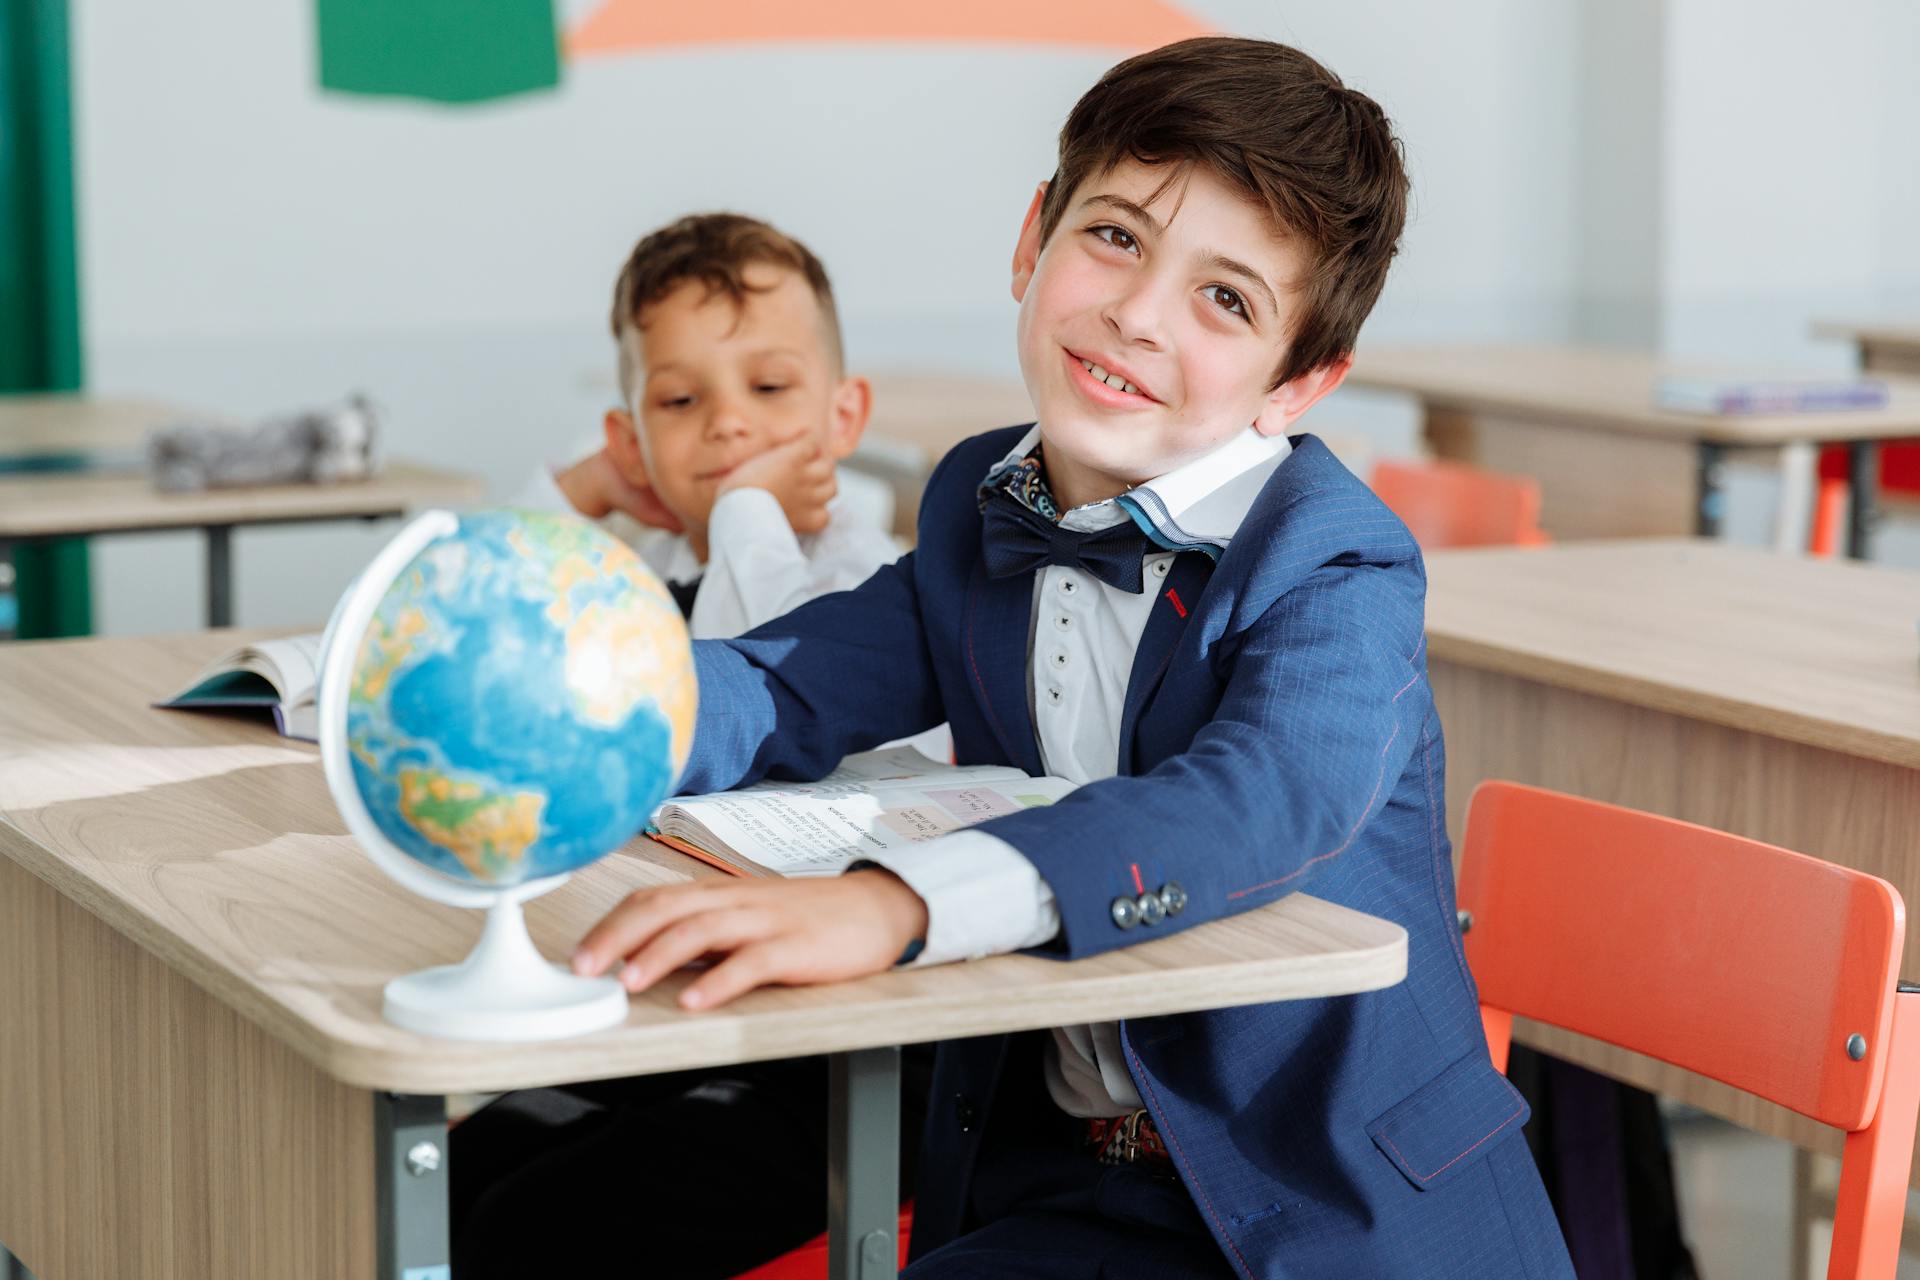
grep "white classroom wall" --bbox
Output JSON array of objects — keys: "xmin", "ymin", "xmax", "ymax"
[{"xmin": 66, "ymin": 0, "xmax": 1920, "ymax": 634}]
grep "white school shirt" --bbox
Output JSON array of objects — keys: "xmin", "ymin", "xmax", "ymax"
[
  {"xmin": 517, "ymin": 464, "xmax": 903, "ymax": 641},
  {"xmin": 867, "ymin": 424, "xmax": 1294, "ymax": 1118}
]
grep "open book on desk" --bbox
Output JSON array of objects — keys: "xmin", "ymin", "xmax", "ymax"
[
  {"xmin": 649, "ymin": 745, "xmax": 1076, "ymax": 878},
  {"xmin": 156, "ymin": 631, "xmax": 320, "ymax": 741}
]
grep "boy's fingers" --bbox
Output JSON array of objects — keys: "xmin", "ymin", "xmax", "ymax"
[
  {"xmin": 617, "ymin": 907, "xmax": 774, "ymax": 994},
  {"xmin": 572, "ymin": 884, "xmax": 737, "ymax": 975},
  {"xmin": 681, "ymin": 939, "xmax": 796, "ymax": 1009}
]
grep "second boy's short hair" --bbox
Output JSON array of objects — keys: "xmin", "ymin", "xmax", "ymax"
[
  {"xmin": 609, "ymin": 213, "xmax": 844, "ymax": 403},
  {"xmin": 1037, "ymin": 36, "xmax": 1409, "ymax": 389}
]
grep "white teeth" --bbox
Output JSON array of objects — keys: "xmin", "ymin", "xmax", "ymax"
[{"xmin": 1081, "ymin": 357, "xmax": 1140, "ymax": 397}]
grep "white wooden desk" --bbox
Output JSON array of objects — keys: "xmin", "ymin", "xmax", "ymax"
[{"xmin": 0, "ymin": 631, "xmax": 1407, "ymax": 1279}]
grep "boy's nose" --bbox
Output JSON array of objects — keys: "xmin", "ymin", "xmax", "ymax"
[
  {"xmin": 703, "ymin": 399, "xmax": 753, "ymax": 440},
  {"xmin": 1103, "ymin": 277, "xmax": 1172, "ymax": 351}
]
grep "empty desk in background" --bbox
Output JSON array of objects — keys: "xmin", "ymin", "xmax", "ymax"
[
  {"xmin": 1425, "ymin": 538, "xmax": 1920, "ymax": 1179},
  {"xmin": 1347, "ymin": 345, "xmax": 1920, "ymax": 558},
  {"xmin": 0, "ymin": 630, "xmax": 1406, "ymax": 1280},
  {"xmin": 0, "ymin": 462, "xmax": 485, "ymax": 635}
]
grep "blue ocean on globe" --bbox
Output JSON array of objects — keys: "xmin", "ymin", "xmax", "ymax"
[{"xmin": 341, "ymin": 509, "xmax": 697, "ymax": 887}]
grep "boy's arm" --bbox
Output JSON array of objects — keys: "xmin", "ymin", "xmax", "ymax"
[
  {"xmin": 916, "ymin": 554, "xmax": 1429, "ymax": 960},
  {"xmin": 695, "ymin": 487, "xmax": 900, "ymax": 636},
  {"xmin": 674, "ymin": 544, "xmax": 944, "ymax": 796}
]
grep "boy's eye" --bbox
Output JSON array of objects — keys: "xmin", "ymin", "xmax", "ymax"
[
  {"xmin": 1203, "ymin": 284, "xmax": 1249, "ymax": 320},
  {"xmin": 1089, "ymin": 224, "xmax": 1140, "ymax": 255},
  {"xmin": 755, "ymin": 383, "xmax": 791, "ymax": 395},
  {"xmin": 658, "ymin": 395, "xmax": 694, "ymax": 410}
]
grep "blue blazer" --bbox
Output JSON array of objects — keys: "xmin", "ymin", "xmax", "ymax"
[{"xmin": 681, "ymin": 428, "xmax": 1574, "ymax": 1279}]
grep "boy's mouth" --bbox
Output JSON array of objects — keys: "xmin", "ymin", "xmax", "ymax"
[{"xmin": 1064, "ymin": 348, "xmax": 1157, "ymax": 406}]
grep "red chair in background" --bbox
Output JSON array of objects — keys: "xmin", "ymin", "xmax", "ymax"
[
  {"xmin": 1457, "ymin": 782, "xmax": 1920, "ymax": 1279},
  {"xmin": 732, "ymin": 1207, "xmax": 913, "ymax": 1280},
  {"xmin": 1369, "ymin": 458, "xmax": 1550, "ymax": 549}
]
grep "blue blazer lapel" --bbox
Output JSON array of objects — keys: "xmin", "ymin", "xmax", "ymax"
[
  {"xmin": 961, "ymin": 560, "xmax": 1044, "ymax": 775},
  {"xmin": 1119, "ymin": 552, "xmax": 1214, "ymax": 771}
]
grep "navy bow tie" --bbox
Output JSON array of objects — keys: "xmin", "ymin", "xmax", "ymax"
[{"xmin": 980, "ymin": 494, "xmax": 1151, "ymax": 593}]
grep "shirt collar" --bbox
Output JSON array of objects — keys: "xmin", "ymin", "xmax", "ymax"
[{"xmin": 981, "ymin": 423, "xmax": 1292, "ymax": 554}]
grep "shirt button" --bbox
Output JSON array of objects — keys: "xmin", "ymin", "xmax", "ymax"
[
  {"xmin": 1158, "ymin": 882, "xmax": 1188, "ymax": 916},
  {"xmin": 1111, "ymin": 896, "xmax": 1141, "ymax": 929},
  {"xmin": 1059, "ymin": 577, "xmax": 1079, "ymax": 596},
  {"xmin": 1047, "ymin": 687, "xmax": 1063, "ymax": 704},
  {"xmin": 1053, "ymin": 614, "xmax": 1073, "ymax": 632},
  {"xmin": 1137, "ymin": 892, "xmax": 1167, "ymax": 926},
  {"xmin": 1050, "ymin": 650, "xmax": 1070, "ymax": 669},
  {"xmin": 1152, "ymin": 560, "xmax": 1171, "ymax": 578}
]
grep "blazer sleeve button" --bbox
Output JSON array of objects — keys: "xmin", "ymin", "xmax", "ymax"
[
  {"xmin": 1158, "ymin": 882, "xmax": 1188, "ymax": 916},
  {"xmin": 1137, "ymin": 892, "xmax": 1166, "ymax": 926},
  {"xmin": 1111, "ymin": 896, "xmax": 1141, "ymax": 928}
]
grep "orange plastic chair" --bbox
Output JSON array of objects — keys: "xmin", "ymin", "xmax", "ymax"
[
  {"xmin": 1369, "ymin": 458, "xmax": 1550, "ymax": 549},
  {"xmin": 1457, "ymin": 782, "xmax": 1920, "ymax": 1279},
  {"xmin": 731, "ymin": 1207, "xmax": 912, "ymax": 1280}
]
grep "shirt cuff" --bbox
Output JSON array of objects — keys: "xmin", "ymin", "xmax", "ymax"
[{"xmin": 860, "ymin": 830, "xmax": 1061, "ymax": 965}]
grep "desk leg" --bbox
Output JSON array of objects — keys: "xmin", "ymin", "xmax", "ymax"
[
  {"xmin": 206, "ymin": 524, "xmax": 234, "ymax": 627},
  {"xmin": 1695, "ymin": 442, "xmax": 1728, "ymax": 538},
  {"xmin": 828, "ymin": 1047, "xmax": 901, "ymax": 1280},
  {"xmin": 375, "ymin": 1094, "xmax": 451, "ymax": 1280},
  {"xmin": 1847, "ymin": 441, "xmax": 1879, "ymax": 560}
]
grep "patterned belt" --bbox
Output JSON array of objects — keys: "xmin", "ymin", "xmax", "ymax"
[{"xmin": 1085, "ymin": 1109, "xmax": 1175, "ymax": 1170}]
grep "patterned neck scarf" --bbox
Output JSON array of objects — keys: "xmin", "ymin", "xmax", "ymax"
[{"xmin": 978, "ymin": 443, "xmax": 1062, "ymax": 522}]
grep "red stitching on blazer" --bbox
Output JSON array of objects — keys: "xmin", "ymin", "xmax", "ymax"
[
  {"xmin": 1226, "ymin": 646, "xmax": 1425, "ymax": 900},
  {"xmin": 1381, "ymin": 1101, "xmax": 1525, "ymax": 1182},
  {"xmin": 1130, "ymin": 862, "xmax": 1145, "ymax": 895},
  {"xmin": 1125, "ymin": 1040, "xmax": 1258, "ymax": 1280}
]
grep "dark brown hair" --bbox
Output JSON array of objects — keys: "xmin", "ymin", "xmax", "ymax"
[
  {"xmin": 1037, "ymin": 36, "xmax": 1408, "ymax": 388},
  {"xmin": 609, "ymin": 212, "xmax": 843, "ymax": 401}
]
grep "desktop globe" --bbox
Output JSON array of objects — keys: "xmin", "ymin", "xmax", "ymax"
[{"xmin": 318, "ymin": 507, "xmax": 696, "ymax": 1040}]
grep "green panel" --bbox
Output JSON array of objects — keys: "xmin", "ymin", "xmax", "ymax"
[
  {"xmin": 1, "ymin": 0, "xmax": 90, "ymax": 638},
  {"xmin": 317, "ymin": 0, "xmax": 560, "ymax": 104}
]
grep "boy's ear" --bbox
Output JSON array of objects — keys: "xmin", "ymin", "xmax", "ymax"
[
  {"xmin": 1253, "ymin": 356, "xmax": 1353, "ymax": 438},
  {"xmin": 825, "ymin": 375, "xmax": 872, "ymax": 462},
  {"xmin": 1011, "ymin": 181, "xmax": 1049, "ymax": 304},
  {"xmin": 603, "ymin": 407, "xmax": 648, "ymax": 483}
]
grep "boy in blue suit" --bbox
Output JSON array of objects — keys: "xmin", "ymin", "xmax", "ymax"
[{"xmin": 575, "ymin": 36, "xmax": 1575, "ymax": 1279}]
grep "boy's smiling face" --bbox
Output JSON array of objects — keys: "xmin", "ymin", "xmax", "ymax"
[{"xmin": 1011, "ymin": 160, "xmax": 1349, "ymax": 510}]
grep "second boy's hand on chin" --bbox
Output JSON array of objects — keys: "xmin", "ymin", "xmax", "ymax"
[
  {"xmin": 715, "ymin": 433, "xmax": 839, "ymax": 535},
  {"xmin": 570, "ymin": 869, "xmax": 930, "ymax": 1010}
]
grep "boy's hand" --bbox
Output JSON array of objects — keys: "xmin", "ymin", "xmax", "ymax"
[
  {"xmin": 571, "ymin": 869, "xmax": 929, "ymax": 1010},
  {"xmin": 716, "ymin": 434, "xmax": 838, "ymax": 535},
  {"xmin": 555, "ymin": 449, "xmax": 685, "ymax": 532}
]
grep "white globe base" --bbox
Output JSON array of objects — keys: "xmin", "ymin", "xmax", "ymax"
[{"xmin": 381, "ymin": 893, "xmax": 628, "ymax": 1042}]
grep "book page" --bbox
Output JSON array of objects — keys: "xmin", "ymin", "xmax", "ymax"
[
  {"xmin": 249, "ymin": 632, "xmax": 322, "ymax": 704},
  {"xmin": 742, "ymin": 746, "xmax": 1027, "ymax": 795},
  {"xmin": 663, "ymin": 774, "xmax": 1075, "ymax": 876}
]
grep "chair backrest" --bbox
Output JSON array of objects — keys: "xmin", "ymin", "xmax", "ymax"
[
  {"xmin": 1460, "ymin": 782, "xmax": 1920, "ymax": 1279},
  {"xmin": 1369, "ymin": 458, "xmax": 1549, "ymax": 549}
]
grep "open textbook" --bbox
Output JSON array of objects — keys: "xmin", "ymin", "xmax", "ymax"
[
  {"xmin": 156, "ymin": 632, "xmax": 321, "ymax": 741},
  {"xmin": 650, "ymin": 746, "xmax": 1076, "ymax": 878}
]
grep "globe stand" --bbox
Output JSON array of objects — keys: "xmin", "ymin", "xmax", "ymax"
[
  {"xmin": 380, "ymin": 888, "xmax": 629, "ymax": 1042},
  {"xmin": 318, "ymin": 509, "xmax": 629, "ymax": 1042}
]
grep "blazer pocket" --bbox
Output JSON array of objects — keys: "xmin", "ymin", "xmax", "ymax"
[{"xmin": 1366, "ymin": 1050, "xmax": 1530, "ymax": 1192}]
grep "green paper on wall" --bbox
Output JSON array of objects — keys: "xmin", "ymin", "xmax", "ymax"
[{"xmin": 317, "ymin": 0, "xmax": 560, "ymax": 104}]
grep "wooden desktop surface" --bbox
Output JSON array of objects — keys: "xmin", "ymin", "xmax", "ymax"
[
  {"xmin": 1426, "ymin": 538, "xmax": 1920, "ymax": 770},
  {"xmin": 0, "ymin": 461, "xmax": 487, "ymax": 538},
  {"xmin": 1349, "ymin": 344, "xmax": 1920, "ymax": 446},
  {"xmin": 1426, "ymin": 539, "xmax": 1920, "ymax": 1168},
  {"xmin": 0, "ymin": 630, "xmax": 1407, "ymax": 1098},
  {"xmin": 0, "ymin": 393, "xmax": 199, "ymax": 458}
]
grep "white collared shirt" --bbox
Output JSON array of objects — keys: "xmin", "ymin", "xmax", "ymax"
[
  {"xmin": 867, "ymin": 425, "xmax": 1294, "ymax": 1118},
  {"xmin": 517, "ymin": 463, "xmax": 903, "ymax": 641}
]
